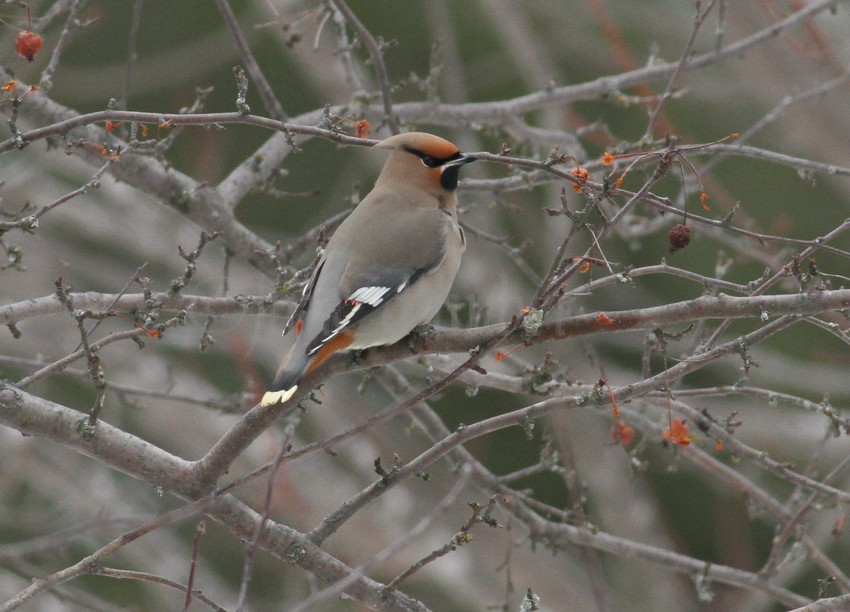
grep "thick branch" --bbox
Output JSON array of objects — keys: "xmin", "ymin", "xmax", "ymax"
[{"xmin": 0, "ymin": 386, "xmax": 428, "ymax": 611}]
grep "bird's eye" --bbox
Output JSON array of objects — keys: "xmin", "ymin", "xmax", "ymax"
[{"xmin": 420, "ymin": 155, "xmax": 441, "ymax": 168}]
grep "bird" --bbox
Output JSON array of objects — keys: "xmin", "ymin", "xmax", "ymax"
[{"xmin": 261, "ymin": 132, "xmax": 477, "ymax": 406}]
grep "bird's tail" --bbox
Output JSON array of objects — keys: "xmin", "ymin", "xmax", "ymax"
[
  {"xmin": 261, "ymin": 328, "xmax": 355, "ymax": 406},
  {"xmin": 261, "ymin": 346, "xmax": 306, "ymax": 406}
]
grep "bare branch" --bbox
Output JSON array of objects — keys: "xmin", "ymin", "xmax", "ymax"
[
  {"xmin": 214, "ymin": 0, "xmax": 288, "ymax": 121},
  {"xmin": 329, "ymin": 0, "xmax": 399, "ymax": 134}
]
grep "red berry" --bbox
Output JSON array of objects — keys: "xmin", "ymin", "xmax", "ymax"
[{"xmin": 16, "ymin": 31, "xmax": 43, "ymax": 62}]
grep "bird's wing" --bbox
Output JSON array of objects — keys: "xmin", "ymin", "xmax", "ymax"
[{"xmin": 304, "ymin": 207, "xmax": 456, "ymax": 355}]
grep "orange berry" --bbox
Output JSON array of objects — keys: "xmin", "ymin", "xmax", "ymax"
[
  {"xmin": 354, "ymin": 119, "xmax": 370, "ymax": 138},
  {"xmin": 596, "ymin": 312, "xmax": 614, "ymax": 325},
  {"xmin": 611, "ymin": 420, "xmax": 635, "ymax": 446},
  {"xmin": 663, "ymin": 417, "xmax": 691, "ymax": 446}
]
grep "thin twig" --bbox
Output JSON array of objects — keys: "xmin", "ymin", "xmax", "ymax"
[
  {"xmin": 183, "ymin": 520, "xmax": 206, "ymax": 612},
  {"xmin": 369, "ymin": 368, "xmax": 810, "ymax": 608},
  {"xmin": 38, "ymin": 0, "xmax": 86, "ymax": 93},
  {"xmin": 328, "ymin": 3, "xmax": 367, "ymax": 97},
  {"xmin": 0, "ymin": 500, "xmax": 211, "ymax": 612},
  {"xmin": 99, "ymin": 568, "xmax": 225, "ymax": 612},
  {"xmin": 74, "ymin": 263, "xmax": 148, "ymax": 350},
  {"xmin": 120, "ymin": 0, "xmax": 145, "ymax": 109},
  {"xmin": 643, "ymin": 0, "xmax": 719, "ymax": 139},
  {"xmin": 329, "ymin": 0, "xmax": 400, "ymax": 134},
  {"xmin": 290, "ymin": 465, "xmax": 473, "ymax": 612},
  {"xmin": 16, "ymin": 328, "xmax": 146, "ymax": 388},
  {"xmin": 234, "ymin": 439, "xmax": 290, "ymax": 611},
  {"xmin": 35, "ymin": 159, "xmax": 114, "ymax": 218},
  {"xmin": 214, "ymin": 0, "xmax": 288, "ymax": 120}
]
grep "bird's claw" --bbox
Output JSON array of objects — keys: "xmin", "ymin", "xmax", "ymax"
[{"xmin": 406, "ymin": 323, "xmax": 435, "ymax": 353}]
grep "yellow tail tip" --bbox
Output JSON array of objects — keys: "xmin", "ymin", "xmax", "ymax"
[{"xmin": 261, "ymin": 386, "xmax": 298, "ymax": 406}]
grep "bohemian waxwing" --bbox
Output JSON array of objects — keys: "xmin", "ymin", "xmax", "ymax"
[{"xmin": 261, "ymin": 132, "xmax": 476, "ymax": 406}]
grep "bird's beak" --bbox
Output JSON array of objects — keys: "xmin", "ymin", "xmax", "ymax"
[{"xmin": 444, "ymin": 153, "xmax": 477, "ymax": 167}]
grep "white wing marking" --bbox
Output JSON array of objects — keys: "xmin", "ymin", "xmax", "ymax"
[{"xmin": 349, "ymin": 285, "xmax": 391, "ymax": 306}]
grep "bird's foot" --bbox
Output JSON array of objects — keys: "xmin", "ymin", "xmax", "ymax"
[
  {"xmin": 350, "ymin": 348, "xmax": 366, "ymax": 366},
  {"xmin": 406, "ymin": 323, "xmax": 435, "ymax": 353}
]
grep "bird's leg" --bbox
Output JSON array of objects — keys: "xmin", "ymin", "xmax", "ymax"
[
  {"xmin": 349, "ymin": 348, "xmax": 367, "ymax": 367},
  {"xmin": 406, "ymin": 323, "xmax": 436, "ymax": 353}
]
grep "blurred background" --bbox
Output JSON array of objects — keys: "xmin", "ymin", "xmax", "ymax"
[{"xmin": 2, "ymin": 1, "xmax": 850, "ymax": 610}]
